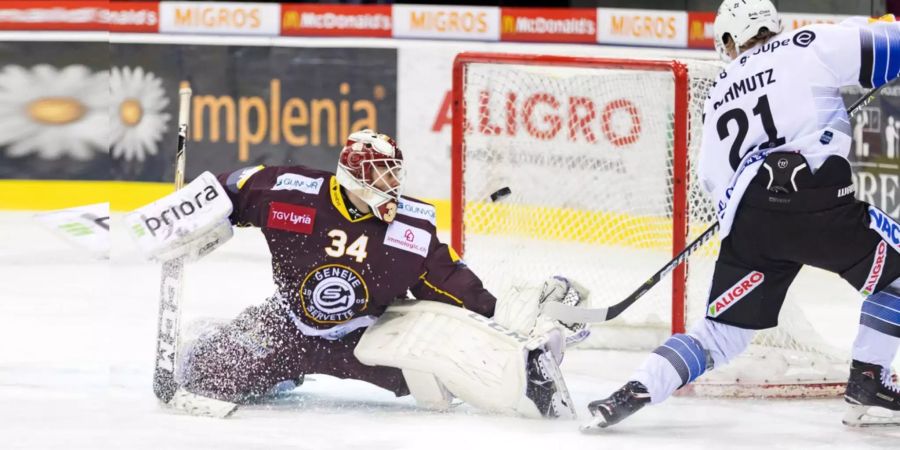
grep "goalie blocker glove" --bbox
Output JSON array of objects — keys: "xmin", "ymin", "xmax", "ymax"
[{"xmin": 125, "ymin": 171, "xmax": 234, "ymax": 262}]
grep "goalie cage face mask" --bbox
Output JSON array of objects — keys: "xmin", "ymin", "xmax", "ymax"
[{"xmin": 336, "ymin": 129, "xmax": 406, "ymax": 223}]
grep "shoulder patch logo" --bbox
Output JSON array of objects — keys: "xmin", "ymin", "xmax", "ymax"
[
  {"xmin": 384, "ymin": 221, "xmax": 431, "ymax": 257},
  {"xmin": 267, "ymin": 201, "xmax": 316, "ymax": 235},
  {"xmin": 272, "ymin": 173, "xmax": 324, "ymax": 195},
  {"xmin": 792, "ymin": 30, "xmax": 815, "ymax": 48},
  {"xmin": 397, "ymin": 198, "xmax": 436, "ymax": 225}
]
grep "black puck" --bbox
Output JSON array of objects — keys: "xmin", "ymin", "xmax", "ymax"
[{"xmin": 490, "ymin": 187, "xmax": 512, "ymax": 202}]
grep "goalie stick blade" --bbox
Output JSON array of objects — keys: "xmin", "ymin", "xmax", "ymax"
[
  {"xmin": 153, "ymin": 367, "xmax": 178, "ymax": 404},
  {"xmin": 169, "ymin": 388, "xmax": 238, "ymax": 419}
]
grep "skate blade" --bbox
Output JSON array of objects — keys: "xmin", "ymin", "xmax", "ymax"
[
  {"xmin": 579, "ymin": 415, "xmax": 609, "ymax": 434},
  {"xmin": 842, "ymin": 404, "xmax": 900, "ymax": 427},
  {"xmin": 169, "ymin": 388, "xmax": 239, "ymax": 418}
]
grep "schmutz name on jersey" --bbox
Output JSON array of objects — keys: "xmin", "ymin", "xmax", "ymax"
[
  {"xmin": 144, "ymin": 185, "xmax": 220, "ymax": 237},
  {"xmin": 712, "ymin": 68, "xmax": 776, "ymax": 110}
]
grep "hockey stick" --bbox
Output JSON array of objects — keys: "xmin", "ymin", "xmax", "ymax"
[
  {"xmin": 153, "ymin": 81, "xmax": 192, "ymax": 403},
  {"xmin": 543, "ymin": 84, "xmax": 885, "ymax": 325}
]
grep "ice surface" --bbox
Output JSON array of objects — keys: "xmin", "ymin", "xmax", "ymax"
[{"xmin": 1, "ymin": 211, "xmax": 898, "ymax": 449}]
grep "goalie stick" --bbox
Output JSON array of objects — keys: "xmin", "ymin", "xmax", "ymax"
[
  {"xmin": 153, "ymin": 81, "xmax": 192, "ymax": 403},
  {"xmin": 543, "ymin": 83, "xmax": 886, "ymax": 325}
]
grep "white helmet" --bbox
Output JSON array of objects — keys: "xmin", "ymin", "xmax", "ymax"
[
  {"xmin": 714, "ymin": 0, "xmax": 783, "ymax": 61},
  {"xmin": 336, "ymin": 129, "xmax": 405, "ymax": 223}
]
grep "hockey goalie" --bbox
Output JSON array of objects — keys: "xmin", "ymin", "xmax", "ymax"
[{"xmin": 126, "ymin": 129, "xmax": 587, "ymax": 419}]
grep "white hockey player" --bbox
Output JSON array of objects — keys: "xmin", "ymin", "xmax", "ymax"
[{"xmin": 584, "ymin": 0, "xmax": 900, "ymax": 430}]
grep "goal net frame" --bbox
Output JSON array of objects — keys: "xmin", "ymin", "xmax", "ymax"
[
  {"xmin": 449, "ymin": 51, "xmax": 848, "ymax": 398},
  {"xmin": 451, "ymin": 52, "xmax": 692, "ymax": 336}
]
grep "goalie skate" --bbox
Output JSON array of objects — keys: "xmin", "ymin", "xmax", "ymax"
[
  {"xmin": 525, "ymin": 348, "xmax": 577, "ymax": 419},
  {"xmin": 842, "ymin": 360, "xmax": 900, "ymax": 427}
]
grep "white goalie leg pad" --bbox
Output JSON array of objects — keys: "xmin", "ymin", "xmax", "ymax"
[
  {"xmin": 354, "ymin": 301, "xmax": 553, "ymax": 418},
  {"xmin": 401, "ymin": 369, "xmax": 454, "ymax": 410}
]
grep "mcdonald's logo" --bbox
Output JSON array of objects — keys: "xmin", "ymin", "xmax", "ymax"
[
  {"xmin": 283, "ymin": 10, "xmax": 300, "ymax": 29},
  {"xmin": 502, "ymin": 15, "xmax": 516, "ymax": 33},
  {"xmin": 690, "ymin": 20, "xmax": 703, "ymax": 38}
]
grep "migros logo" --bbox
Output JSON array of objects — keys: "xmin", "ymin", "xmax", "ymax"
[
  {"xmin": 610, "ymin": 14, "xmax": 678, "ymax": 39},
  {"xmin": 192, "ymin": 81, "xmax": 387, "ymax": 161},
  {"xmin": 409, "ymin": 10, "xmax": 488, "ymax": 33},
  {"xmin": 174, "ymin": 5, "xmax": 262, "ymax": 29}
]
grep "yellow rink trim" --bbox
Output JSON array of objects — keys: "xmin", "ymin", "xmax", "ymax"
[{"xmin": 0, "ymin": 180, "xmax": 175, "ymax": 211}]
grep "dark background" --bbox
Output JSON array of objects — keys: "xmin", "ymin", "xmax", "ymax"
[{"xmin": 0, "ymin": 42, "xmax": 396, "ymax": 182}]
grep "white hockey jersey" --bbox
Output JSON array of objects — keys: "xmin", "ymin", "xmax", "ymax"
[{"xmin": 698, "ymin": 18, "xmax": 895, "ymax": 237}]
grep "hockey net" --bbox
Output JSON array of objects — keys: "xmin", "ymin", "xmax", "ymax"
[{"xmin": 451, "ymin": 52, "xmax": 849, "ymax": 398}]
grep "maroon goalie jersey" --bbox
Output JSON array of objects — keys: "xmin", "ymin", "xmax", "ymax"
[{"xmin": 217, "ymin": 165, "xmax": 497, "ymax": 340}]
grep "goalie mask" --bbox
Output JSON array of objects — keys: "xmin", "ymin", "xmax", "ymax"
[
  {"xmin": 336, "ymin": 129, "xmax": 405, "ymax": 223},
  {"xmin": 714, "ymin": 0, "xmax": 782, "ymax": 62}
]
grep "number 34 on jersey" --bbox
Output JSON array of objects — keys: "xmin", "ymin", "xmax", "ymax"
[{"xmin": 326, "ymin": 229, "xmax": 369, "ymax": 263}]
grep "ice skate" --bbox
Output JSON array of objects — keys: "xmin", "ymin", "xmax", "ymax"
[
  {"xmin": 843, "ymin": 360, "xmax": 900, "ymax": 427},
  {"xmin": 581, "ymin": 381, "xmax": 651, "ymax": 432}
]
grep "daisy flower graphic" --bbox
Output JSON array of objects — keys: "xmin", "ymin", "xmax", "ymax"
[
  {"xmin": 109, "ymin": 66, "xmax": 171, "ymax": 162},
  {"xmin": 0, "ymin": 64, "xmax": 108, "ymax": 160}
]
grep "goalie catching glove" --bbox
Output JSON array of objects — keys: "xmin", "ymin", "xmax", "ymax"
[
  {"xmin": 125, "ymin": 171, "xmax": 234, "ymax": 262},
  {"xmin": 493, "ymin": 276, "xmax": 591, "ymax": 360}
]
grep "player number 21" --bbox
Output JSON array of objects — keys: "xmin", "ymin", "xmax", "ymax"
[
  {"xmin": 717, "ymin": 94, "xmax": 786, "ymax": 170},
  {"xmin": 325, "ymin": 229, "xmax": 369, "ymax": 262}
]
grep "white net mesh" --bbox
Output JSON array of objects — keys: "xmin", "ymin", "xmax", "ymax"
[{"xmin": 453, "ymin": 54, "xmax": 848, "ymax": 397}]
